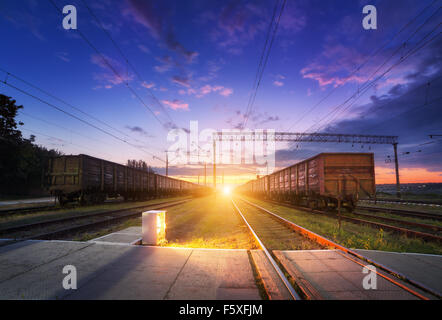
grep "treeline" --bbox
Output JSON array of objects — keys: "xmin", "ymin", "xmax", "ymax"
[
  {"xmin": 0, "ymin": 94, "xmax": 61, "ymax": 196},
  {"xmin": 127, "ymin": 159, "xmax": 155, "ymax": 173}
]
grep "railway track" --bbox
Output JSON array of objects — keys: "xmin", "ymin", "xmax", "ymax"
[
  {"xmin": 0, "ymin": 198, "xmax": 190, "ymax": 241},
  {"xmin": 232, "ymin": 197, "xmax": 440, "ymax": 300},
  {"xmin": 0, "ymin": 197, "xmax": 189, "ymax": 218},
  {"xmin": 261, "ymin": 199, "xmax": 442, "ymax": 243},
  {"xmin": 360, "ymin": 198, "xmax": 442, "ymax": 207},
  {"xmin": 356, "ymin": 205, "xmax": 442, "ymax": 221},
  {"xmin": 0, "ymin": 204, "xmax": 58, "ymax": 216}
]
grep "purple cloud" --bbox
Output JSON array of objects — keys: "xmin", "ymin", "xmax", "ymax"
[{"xmin": 124, "ymin": 0, "xmax": 198, "ymax": 63}]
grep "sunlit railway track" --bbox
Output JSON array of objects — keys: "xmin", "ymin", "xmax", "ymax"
[
  {"xmin": 232, "ymin": 197, "xmax": 440, "ymax": 300},
  {"xmin": 231, "ymin": 198, "xmax": 302, "ymax": 300},
  {"xmin": 260, "ymin": 199, "xmax": 442, "ymax": 242},
  {"xmin": 0, "ymin": 198, "xmax": 190, "ymax": 242}
]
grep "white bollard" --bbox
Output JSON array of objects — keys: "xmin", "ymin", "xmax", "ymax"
[{"xmin": 142, "ymin": 210, "xmax": 166, "ymax": 245}]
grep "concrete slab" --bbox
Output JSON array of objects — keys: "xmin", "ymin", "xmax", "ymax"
[
  {"xmin": 275, "ymin": 250, "xmax": 421, "ymax": 300},
  {"xmin": 353, "ymin": 249, "xmax": 442, "ymax": 296},
  {"xmin": 0, "ymin": 240, "xmax": 261, "ymax": 300},
  {"xmin": 89, "ymin": 227, "xmax": 142, "ymax": 245},
  {"xmin": 165, "ymin": 249, "xmax": 260, "ymax": 300}
]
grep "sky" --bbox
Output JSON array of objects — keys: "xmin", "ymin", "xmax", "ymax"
[{"xmin": 0, "ymin": 0, "xmax": 441, "ymax": 186}]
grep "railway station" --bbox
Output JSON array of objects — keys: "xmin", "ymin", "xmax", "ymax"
[{"xmin": 0, "ymin": 0, "xmax": 441, "ymax": 313}]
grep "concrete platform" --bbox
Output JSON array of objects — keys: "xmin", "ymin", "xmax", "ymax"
[
  {"xmin": 354, "ymin": 249, "xmax": 442, "ymax": 296},
  {"xmin": 0, "ymin": 240, "xmax": 260, "ymax": 300},
  {"xmin": 89, "ymin": 227, "xmax": 142, "ymax": 245},
  {"xmin": 274, "ymin": 250, "xmax": 430, "ymax": 300}
]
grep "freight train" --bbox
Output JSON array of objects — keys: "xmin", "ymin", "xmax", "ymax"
[
  {"xmin": 236, "ymin": 153, "xmax": 376, "ymax": 211},
  {"xmin": 45, "ymin": 154, "xmax": 201, "ymax": 205}
]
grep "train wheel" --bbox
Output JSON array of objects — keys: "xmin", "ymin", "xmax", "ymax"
[
  {"xmin": 58, "ymin": 195, "xmax": 68, "ymax": 207},
  {"xmin": 318, "ymin": 199, "xmax": 327, "ymax": 210}
]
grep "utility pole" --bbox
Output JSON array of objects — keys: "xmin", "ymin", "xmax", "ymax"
[
  {"xmin": 166, "ymin": 152, "xmax": 168, "ymax": 176},
  {"xmin": 213, "ymin": 140, "xmax": 216, "ymax": 190},
  {"xmin": 393, "ymin": 143, "xmax": 401, "ymax": 198},
  {"xmin": 204, "ymin": 162, "xmax": 207, "ymax": 186}
]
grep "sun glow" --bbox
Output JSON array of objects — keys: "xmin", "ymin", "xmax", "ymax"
[{"xmin": 223, "ymin": 186, "xmax": 231, "ymax": 195}]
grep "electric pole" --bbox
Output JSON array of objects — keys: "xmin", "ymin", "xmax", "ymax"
[
  {"xmin": 213, "ymin": 140, "xmax": 216, "ymax": 189},
  {"xmin": 166, "ymin": 151, "xmax": 168, "ymax": 176},
  {"xmin": 393, "ymin": 143, "xmax": 401, "ymax": 198}
]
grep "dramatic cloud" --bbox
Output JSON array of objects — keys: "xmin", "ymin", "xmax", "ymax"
[
  {"xmin": 300, "ymin": 44, "xmax": 368, "ymax": 88},
  {"xmin": 284, "ymin": 38, "xmax": 442, "ymax": 175},
  {"xmin": 124, "ymin": 0, "xmax": 198, "ymax": 63},
  {"xmin": 162, "ymin": 99, "xmax": 189, "ymax": 111},
  {"xmin": 137, "ymin": 44, "xmax": 150, "ymax": 54},
  {"xmin": 141, "ymin": 81, "xmax": 155, "ymax": 89},
  {"xmin": 55, "ymin": 52, "xmax": 70, "ymax": 62},
  {"xmin": 171, "ymin": 75, "xmax": 191, "ymax": 88},
  {"xmin": 154, "ymin": 55, "xmax": 173, "ymax": 73},
  {"xmin": 90, "ymin": 53, "xmax": 134, "ymax": 88},
  {"xmin": 226, "ymin": 109, "xmax": 280, "ymax": 129},
  {"xmin": 200, "ymin": 1, "xmax": 306, "ymax": 54},
  {"xmin": 178, "ymin": 84, "xmax": 233, "ymax": 98},
  {"xmin": 125, "ymin": 125, "xmax": 155, "ymax": 138},
  {"xmin": 273, "ymin": 80, "xmax": 284, "ymax": 87}
]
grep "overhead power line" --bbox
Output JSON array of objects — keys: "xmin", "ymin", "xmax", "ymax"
[
  {"xmin": 286, "ymin": 0, "xmax": 440, "ymax": 132},
  {"xmin": 79, "ymin": 0, "xmax": 176, "ymax": 127},
  {"xmin": 1, "ymin": 79, "xmax": 166, "ymax": 163},
  {"xmin": 47, "ymin": 0, "xmax": 167, "ymax": 130},
  {"xmin": 242, "ymin": 0, "xmax": 286, "ymax": 129}
]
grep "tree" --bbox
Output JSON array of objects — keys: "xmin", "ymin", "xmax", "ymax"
[
  {"xmin": 0, "ymin": 94, "xmax": 62, "ymax": 195},
  {"xmin": 0, "ymin": 94, "xmax": 23, "ymax": 141}
]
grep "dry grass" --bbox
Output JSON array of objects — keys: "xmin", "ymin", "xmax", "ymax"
[{"xmin": 161, "ymin": 195, "xmax": 258, "ymax": 249}]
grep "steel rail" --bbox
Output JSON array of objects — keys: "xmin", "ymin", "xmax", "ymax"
[
  {"xmin": 352, "ymin": 211, "xmax": 442, "ymax": 232},
  {"xmin": 360, "ymin": 198, "xmax": 442, "ymax": 206},
  {"xmin": 0, "ymin": 198, "xmax": 190, "ymax": 236},
  {"xmin": 31, "ymin": 199, "xmax": 190, "ymax": 241},
  {"xmin": 357, "ymin": 205, "xmax": 442, "ymax": 221},
  {"xmin": 263, "ymin": 199, "xmax": 442, "ymax": 242},
  {"xmin": 239, "ymin": 197, "xmax": 440, "ymax": 300},
  {"xmin": 0, "ymin": 205, "xmax": 58, "ymax": 216},
  {"xmin": 231, "ymin": 198, "xmax": 301, "ymax": 300}
]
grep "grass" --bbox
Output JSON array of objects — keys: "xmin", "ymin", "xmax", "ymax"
[
  {"xmin": 242, "ymin": 196, "xmax": 442, "ymax": 255},
  {"xmin": 158, "ymin": 195, "xmax": 258, "ymax": 249}
]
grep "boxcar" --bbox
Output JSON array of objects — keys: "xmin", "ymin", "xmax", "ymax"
[
  {"xmin": 237, "ymin": 153, "xmax": 375, "ymax": 211},
  {"xmin": 46, "ymin": 154, "xmax": 198, "ymax": 205}
]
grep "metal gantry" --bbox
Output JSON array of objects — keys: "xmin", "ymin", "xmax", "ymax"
[{"xmin": 212, "ymin": 131, "xmax": 401, "ymax": 197}]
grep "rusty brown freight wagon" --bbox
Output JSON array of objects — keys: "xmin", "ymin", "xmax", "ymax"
[
  {"xmin": 238, "ymin": 153, "xmax": 375, "ymax": 211},
  {"xmin": 46, "ymin": 154, "xmax": 196, "ymax": 205}
]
